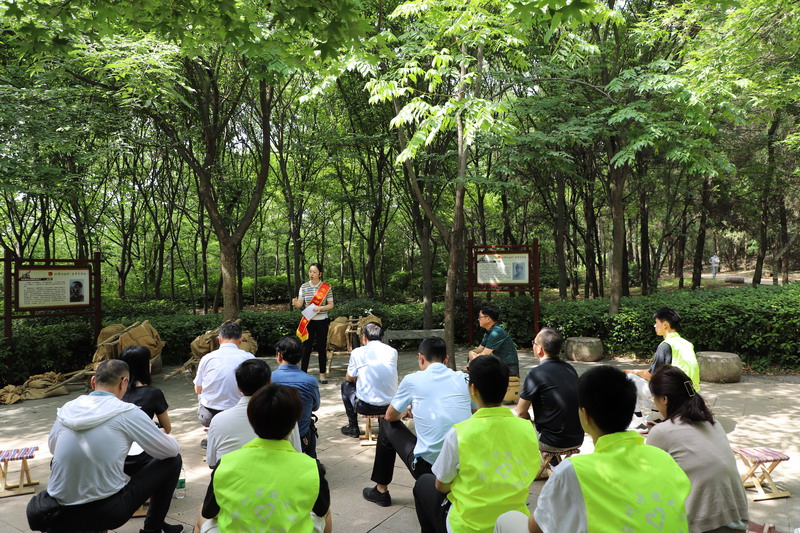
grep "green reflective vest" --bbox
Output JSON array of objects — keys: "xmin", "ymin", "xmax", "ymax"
[
  {"xmin": 571, "ymin": 431, "xmax": 691, "ymax": 532},
  {"xmin": 447, "ymin": 406, "xmax": 539, "ymax": 532},
  {"xmin": 664, "ymin": 332, "xmax": 700, "ymax": 391},
  {"xmin": 213, "ymin": 437, "xmax": 319, "ymax": 532}
]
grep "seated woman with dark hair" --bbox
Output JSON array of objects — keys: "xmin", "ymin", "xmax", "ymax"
[
  {"xmin": 201, "ymin": 384, "xmax": 332, "ymax": 533},
  {"xmin": 121, "ymin": 345, "xmax": 172, "ymax": 475},
  {"xmin": 647, "ymin": 365, "xmax": 748, "ymax": 533}
]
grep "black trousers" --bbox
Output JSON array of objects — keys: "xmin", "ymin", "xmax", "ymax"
[
  {"xmin": 27, "ymin": 454, "xmax": 182, "ymax": 532},
  {"xmin": 301, "ymin": 423, "xmax": 317, "ymax": 459},
  {"xmin": 197, "ymin": 403, "xmax": 222, "ymax": 427},
  {"xmin": 371, "ymin": 420, "xmax": 432, "ymax": 485},
  {"xmin": 341, "ymin": 381, "xmax": 387, "ymax": 427},
  {"xmin": 301, "ymin": 318, "xmax": 330, "ymax": 374},
  {"xmin": 413, "ymin": 473, "xmax": 450, "ymax": 533}
]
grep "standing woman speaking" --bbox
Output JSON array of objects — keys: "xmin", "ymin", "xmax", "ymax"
[{"xmin": 292, "ymin": 263, "xmax": 334, "ymax": 384}]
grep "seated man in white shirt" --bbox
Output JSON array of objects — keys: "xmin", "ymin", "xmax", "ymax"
[
  {"xmin": 198, "ymin": 359, "xmax": 302, "ymax": 533},
  {"xmin": 27, "ymin": 359, "xmax": 183, "ymax": 533},
  {"xmin": 340, "ymin": 322, "xmax": 399, "ymax": 437},
  {"xmin": 206, "ymin": 359, "xmax": 301, "ymax": 468},
  {"xmin": 194, "ymin": 321, "xmax": 255, "ymax": 447},
  {"xmin": 362, "ymin": 337, "xmax": 472, "ymax": 507}
]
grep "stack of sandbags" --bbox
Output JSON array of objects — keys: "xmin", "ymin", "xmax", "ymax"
[
  {"xmin": 93, "ymin": 321, "xmax": 165, "ymax": 362},
  {"xmin": 190, "ymin": 321, "xmax": 258, "ymax": 359},
  {"xmin": 357, "ymin": 314, "xmax": 382, "ymax": 331},
  {"xmin": 327, "ymin": 316, "xmax": 351, "ymax": 351},
  {"xmin": 0, "ymin": 371, "xmax": 70, "ymax": 405}
]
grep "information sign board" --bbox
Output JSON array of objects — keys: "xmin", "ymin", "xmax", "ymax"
[
  {"xmin": 16, "ymin": 267, "xmax": 91, "ymax": 310},
  {"xmin": 476, "ymin": 252, "xmax": 529, "ymax": 285}
]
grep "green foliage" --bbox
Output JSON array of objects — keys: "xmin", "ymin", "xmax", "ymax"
[
  {"xmin": 2, "ymin": 319, "xmax": 95, "ymax": 386},
  {"xmin": 241, "ymin": 276, "xmax": 291, "ymax": 304},
  {"xmin": 103, "ymin": 297, "xmax": 189, "ymax": 319}
]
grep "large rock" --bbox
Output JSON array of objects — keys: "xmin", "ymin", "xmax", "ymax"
[
  {"xmin": 726, "ymin": 276, "xmax": 745, "ymax": 284},
  {"xmin": 564, "ymin": 337, "xmax": 604, "ymax": 362},
  {"xmin": 697, "ymin": 351, "xmax": 742, "ymax": 383}
]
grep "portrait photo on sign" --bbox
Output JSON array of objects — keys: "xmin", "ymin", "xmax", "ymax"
[{"xmin": 69, "ymin": 280, "xmax": 84, "ymax": 302}]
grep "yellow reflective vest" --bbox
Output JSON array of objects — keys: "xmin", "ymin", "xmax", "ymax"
[
  {"xmin": 213, "ymin": 437, "xmax": 319, "ymax": 532},
  {"xmin": 664, "ymin": 332, "xmax": 700, "ymax": 391},
  {"xmin": 571, "ymin": 431, "xmax": 691, "ymax": 532},
  {"xmin": 447, "ymin": 406, "xmax": 539, "ymax": 532}
]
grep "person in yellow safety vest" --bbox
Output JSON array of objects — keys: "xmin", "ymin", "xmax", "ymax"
[
  {"xmin": 626, "ymin": 307, "xmax": 700, "ymax": 390},
  {"xmin": 414, "ymin": 355, "xmax": 539, "ymax": 533},
  {"xmin": 201, "ymin": 384, "xmax": 332, "ymax": 533},
  {"xmin": 520, "ymin": 366, "xmax": 691, "ymax": 533}
]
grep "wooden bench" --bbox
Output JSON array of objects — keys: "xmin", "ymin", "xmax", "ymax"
[
  {"xmin": 383, "ymin": 329, "xmax": 445, "ymax": 342},
  {"xmin": 0, "ymin": 446, "xmax": 39, "ymax": 498},
  {"xmin": 734, "ymin": 447, "xmax": 791, "ymax": 501}
]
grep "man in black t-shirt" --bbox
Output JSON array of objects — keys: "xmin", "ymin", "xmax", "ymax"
[{"xmin": 515, "ymin": 328, "xmax": 584, "ymax": 452}]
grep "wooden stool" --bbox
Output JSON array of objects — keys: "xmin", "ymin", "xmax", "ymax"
[
  {"xmin": 360, "ymin": 414, "xmax": 385, "ymax": 446},
  {"xmin": 734, "ymin": 447, "xmax": 791, "ymax": 501},
  {"xmin": 0, "ymin": 446, "xmax": 40, "ymax": 498},
  {"xmin": 536, "ymin": 448, "xmax": 580, "ymax": 480},
  {"xmin": 503, "ymin": 376, "xmax": 520, "ymax": 403}
]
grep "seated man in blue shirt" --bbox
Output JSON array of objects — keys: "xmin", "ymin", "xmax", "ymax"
[
  {"xmin": 271, "ymin": 335, "xmax": 321, "ymax": 458},
  {"xmin": 363, "ymin": 337, "xmax": 472, "ymax": 507}
]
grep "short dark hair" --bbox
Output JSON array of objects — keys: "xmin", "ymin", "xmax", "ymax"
[
  {"xmin": 536, "ymin": 327, "xmax": 563, "ymax": 358},
  {"xmin": 649, "ymin": 365, "xmax": 714, "ymax": 424},
  {"xmin": 469, "ymin": 355, "xmax": 508, "ymax": 405},
  {"xmin": 236, "ymin": 359, "xmax": 272, "ymax": 396},
  {"xmin": 362, "ymin": 322, "xmax": 383, "ymax": 341},
  {"xmin": 95, "ymin": 359, "xmax": 129, "ymax": 387},
  {"xmin": 275, "ymin": 335, "xmax": 303, "ymax": 365},
  {"xmin": 479, "ymin": 305, "xmax": 499, "ymax": 322},
  {"xmin": 653, "ymin": 307, "xmax": 681, "ymax": 330},
  {"xmin": 219, "ymin": 321, "xmax": 243, "ymax": 340},
  {"xmin": 309, "ymin": 262, "xmax": 323, "ymax": 275},
  {"xmin": 248, "ymin": 384, "xmax": 302, "ymax": 440},
  {"xmin": 419, "ymin": 337, "xmax": 447, "ymax": 362},
  {"xmin": 120, "ymin": 345, "xmax": 152, "ymax": 388},
  {"xmin": 577, "ymin": 366, "xmax": 636, "ymax": 435}
]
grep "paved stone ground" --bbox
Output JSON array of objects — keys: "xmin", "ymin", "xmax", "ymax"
[{"xmin": 1, "ymin": 349, "xmax": 798, "ymax": 532}]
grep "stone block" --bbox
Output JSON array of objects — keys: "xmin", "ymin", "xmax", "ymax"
[
  {"xmin": 726, "ymin": 276, "xmax": 746, "ymax": 284},
  {"xmin": 563, "ymin": 337, "xmax": 604, "ymax": 362},
  {"xmin": 696, "ymin": 351, "xmax": 742, "ymax": 383}
]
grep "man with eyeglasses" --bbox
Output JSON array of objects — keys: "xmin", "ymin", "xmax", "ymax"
[{"xmin": 468, "ymin": 305, "xmax": 519, "ymax": 376}]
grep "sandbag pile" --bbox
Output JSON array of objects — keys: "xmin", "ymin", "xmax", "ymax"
[
  {"xmin": 93, "ymin": 321, "xmax": 164, "ymax": 363},
  {"xmin": 190, "ymin": 321, "xmax": 258, "ymax": 359},
  {"xmin": 326, "ymin": 314, "xmax": 382, "ymax": 352},
  {"xmin": 0, "ymin": 371, "xmax": 70, "ymax": 405}
]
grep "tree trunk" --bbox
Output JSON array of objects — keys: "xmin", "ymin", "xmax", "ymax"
[
  {"xmin": 640, "ymin": 189, "xmax": 651, "ymax": 295},
  {"xmin": 554, "ymin": 173, "xmax": 568, "ymax": 300},
  {"xmin": 608, "ymin": 163, "xmax": 626, "ymax": 314},
  {"xmin": 692, "ymin": 176, "xmax": 712, "ymax": 289},
  {"xmin": 753, "ymin": 114, "xmax": 780, "ymax": 286},
  {"xmin": 582, "ymin": 186, "xmax": 599, "ymax": 298}
]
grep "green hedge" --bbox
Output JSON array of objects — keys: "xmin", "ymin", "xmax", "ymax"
[{"xmin": 3, "ymin": 285, "xmax": 799, "ymax": 387}]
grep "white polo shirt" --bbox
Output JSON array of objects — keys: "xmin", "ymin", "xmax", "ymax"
[
  {"xmin": 347, "ymin": 340, "xmax": 398, "ymax": 406},
  {"xmin": 194, "ymin": 343, "xmax": 255, "ymax": 411},
  {"xmin": 390, "ymin": 363, "xmax": 472, "ymax": 464},
  {"xmin": 206, "ymin": 396, "xmax": 301, "ymax": 467}
]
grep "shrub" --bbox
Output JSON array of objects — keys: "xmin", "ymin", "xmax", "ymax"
[
  {"xmin": 4, "ymin": 285, "xmax": 797, "ymax": 387},
  {"xmin": 241, "ymin": 275, "xmax": 291, "ymax": 304}
]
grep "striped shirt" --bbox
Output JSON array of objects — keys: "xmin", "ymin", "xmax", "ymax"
[{"xmin": 298, "ymin": 282, "xmax": 334, "ymax": 320}]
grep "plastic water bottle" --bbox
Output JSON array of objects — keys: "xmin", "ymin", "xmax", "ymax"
[{"xmin": 175, "ymin": 467, "xmax": 186, "ymax": 499}]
